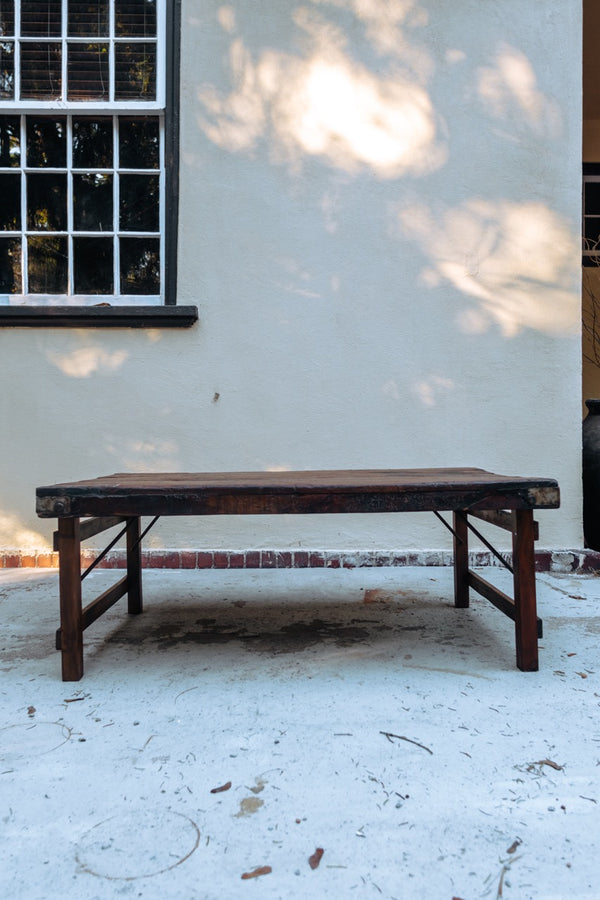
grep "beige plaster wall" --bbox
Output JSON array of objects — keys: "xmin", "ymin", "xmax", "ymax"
[{"xmin": 0, "ymin": 0, "xmax": 583, "ymax": 552}]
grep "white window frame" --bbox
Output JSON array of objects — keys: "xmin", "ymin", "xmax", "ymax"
[
  {"xmin": 1, "ymin": 1, "xmax": 166, "ymax": 111},
  {"xmin": 0, "ymin": 1, "xmax": 194, "ymax": 326}
]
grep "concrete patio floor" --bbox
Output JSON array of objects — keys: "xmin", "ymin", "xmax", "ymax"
[{"xmin": 1, "ymin": 564, "xmax": 599, "ymax": 899}]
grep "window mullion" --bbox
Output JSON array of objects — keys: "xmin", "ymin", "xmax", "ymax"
[
  {"xmin": 114, "ymin": 114, "xmax": 120, "ymax": 298},
  {"xmin": 62, "ymin": 0, "xmax": 69, "ymax": 103},
  {"xmin": 67, "ymin": 116, "xmax": 73, "ymax": 296},
  {"xmin": 20, "ymin": 115, "xmax": 27, "ymax": 294},
  {"xmin": 109, "ymin": 0, "xmax": 115, "ymax": 103},
  {"xmin": 14, "ymin": 1, "xmax": 21, "ymax": 103}
]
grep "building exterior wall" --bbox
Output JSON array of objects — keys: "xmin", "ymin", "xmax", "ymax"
[{"xmin": 0, "ymin": 0, "xmax": 583, "ymax": 555}]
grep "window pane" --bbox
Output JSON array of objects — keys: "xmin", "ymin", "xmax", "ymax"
[
  {"xmin": 120, "ymin": 237, "xmax": 159, "ymax": 293},
  {"xmin": 27, "ymin": 173, "xmax": 67, "ymax": 230},
  {"xmin": 585, "ymin": 182, "xmax": 600, "ymax": 216},
  {"xmin": 0, "ymin": 173, "xmax": 20, "ymax": 229},
  {"xmin": 585, "ymin": 218, "xmax": 600, "ymax": 252},
  {"xmin": 21, "ymin": 42, "xmax": 61, "ymax": 98},
  {"xmin": 26, "ymin": 117, "xmax": 66, "ymax": 167},
  {"xmin": 0, "ymin": 115, "xmax": 19, "ymax": 166},
  {"xmin": 73, "ymin": 236, "xmax": 112, "ymax": 292},
  {"xmin": 73, "ymin": 117, "xmax": 112, "ymax": 167},
  {"xmin": 0, "ymin": 40, "xmax": 14, "ymax": 97},
  {"xmin": 0, "ymin": 237, "xmax": 21, "ymax": 292},
  {"xmin": 120, "ymin": 173, "xmax": 159, "ymax": 231},
  {"xmin": 73, "ymin": 173, "xmax": 112, "ymax": 230},
  {"xmin": 119, "ymin": 117, "xmax": 158, "ymax": 168},
  {"xmin": 27, "ymin": 235, "xmax": 67, "ymax": 292},
  {"xmin": 114, "ymin": 42, "xmax": 156, "ymax": 100},
  {"xmin": 21, "ymin": 1, "xmax": 61, "ymax": 37},
  {"xmin": 67, "ymin": 42, "xmax": 109, "ymax": 100},
  {"xmin": 0, "ymin": 3, "xmax": 15, "ymax": 37},
  {"xmin": 68, "ymin": 1, "xmax": 109, "ymax": 37},
  {"xmin": 115, "ymin": 1, "xmax": 156, "ymax": 37}
]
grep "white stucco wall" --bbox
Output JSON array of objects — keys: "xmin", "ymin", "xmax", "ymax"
[{"xmin": 0, "ymin": 0, "xmax": 583, "ymax": 553}]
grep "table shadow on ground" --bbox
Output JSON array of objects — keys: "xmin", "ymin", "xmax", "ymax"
[{"xmin": 85, "ymin": 590, "xmax": 513, "ymax": 673}]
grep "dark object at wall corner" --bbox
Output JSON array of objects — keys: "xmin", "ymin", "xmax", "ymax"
[{"xmin": 583, "ymin": 398, "xmax": 600, "ymax": 549}]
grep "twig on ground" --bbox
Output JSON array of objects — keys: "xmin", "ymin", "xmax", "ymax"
[{"xmin": 380, "ymin": 731, "xmax": 433, "ymax": 755}]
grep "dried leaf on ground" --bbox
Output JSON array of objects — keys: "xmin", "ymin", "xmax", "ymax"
[
  {"xmin": 530, "ymin": 759, "xmax": 563, "ymax": 771},
  {"xmin": 309, "ymin": 848, "xmax": 324, "ymax": 869},
  {"xmin": 506, "ymin": 838, "xmax": 522, "ymax": 854},
  {"xmin": 210, "ymin": 781, "xmax": 232, "ymax": 794},
  {"xmin": 241, "ymin": 865, "xmax": 272, "ymax": 880}
]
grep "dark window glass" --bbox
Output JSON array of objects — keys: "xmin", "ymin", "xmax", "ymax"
[
  {"xmin": 120, "ymin": 174, "xmax": 159, "ymax": 231},
  {"xmin": 120, "ymin": 236, "xmax": 159, "ymax": 293},
  {"xmin": 27, "ymin": 173, "xmax": 67, "ymax": 230},
  {"xmin": 0, "ymin": 237, "xmax": 21, "ymax": 292},
  {"xmin": 115, "ymin": 42, "xmax": 156, "ymax": 99},
  {"xmin": 26, "ymin": 117, "xmax": 66, "ymax": 167},
  {"xmin": 584, "ymin": 218, "xmax": 600, "ymax": 251},
  {"xmin": 68, "ymin": 1, "xmax": 109, "ymax": 37},
  {"xmin": 115, "ymin": 1, "xmax": 156, "ymax": 37},
  {"xmin": 0, "ymin": 116, "xmax": 19, "ymax": 166},
  {"xmin": 0, "ymin": 3, "xmax": 15, "ymax": 37},
  {"xmin": 21, "ymin": 42, "xmax": 61, "ymax": 98},
  {"xmin": 21, "ymin": 1, "xmax": 61, "ymax": 37},
  {"xmin": 73, "ymin": 173, "xmax": 113, "ymax": 230},
  {"xmin": 27, "ymin": 235, "xmax": 67, "ymax": 292},
  {"xmin": 585, "ymin": 182, "xmax": 600, "ymax": 216},
  {"xmin": 119, "ymin": 117, "xmax": 158, "ymax": 168},
  {"xmin": 73, "ymin": 117, "xmax": 112, "ymax": 168},
  {"xmin": 0, "ymin": 40, "xmax": 14, "ymax": 97},
  {"xmin": 585, "ymin": 218, "xmax": 600, "ymax": 249},
  {"xmin": 67, "ymin": 42, "xmax": 109, "ymax": 100},
  {"xmin": 0, "ymin": 173, "xmax": 20, "ymax": 229},
  {"xmin": 73, "ymin": 236, "xmax": 113, "ymax": 292}
]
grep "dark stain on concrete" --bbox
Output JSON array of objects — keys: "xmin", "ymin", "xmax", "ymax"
[{"xmin": 142, "ymin": 617, "xmax": 372, "ymax": 654}]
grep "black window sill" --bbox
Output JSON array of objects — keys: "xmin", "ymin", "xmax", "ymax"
[{"xmin": 0, "ymin": 306, "xmax": 198, "ymax": 328}]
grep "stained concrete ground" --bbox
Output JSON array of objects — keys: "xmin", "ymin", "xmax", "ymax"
[{"xmin": 1, "ymin": 565, "xmax": 599, "ymax": 900}]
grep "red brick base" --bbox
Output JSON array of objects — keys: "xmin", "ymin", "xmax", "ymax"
[{"xmin": 2, "ymin": 548, "xmax": 600, "ymax": 573}]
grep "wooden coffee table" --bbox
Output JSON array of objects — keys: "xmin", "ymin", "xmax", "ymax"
[{"xmin": 36, "ymin": 468, "xmax": 560, "ymax": 680}]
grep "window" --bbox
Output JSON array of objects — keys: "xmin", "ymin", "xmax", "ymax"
[
  {"xmin": 584, "ymin": 164, "xmax": 600, "ymax": 267},
  {"xmin": 0, "ymin": 1, "xmax": 196, "ymax": 326}
]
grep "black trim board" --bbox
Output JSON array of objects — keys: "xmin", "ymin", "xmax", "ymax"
[{"xmin": 0, "ymin": 306, "xmax": 198, "ymax": 327}]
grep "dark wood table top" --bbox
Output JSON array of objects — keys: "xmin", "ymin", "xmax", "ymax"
[{"xmin": 36, "ymin": 468, "xmax": 560, "ymax": 518}]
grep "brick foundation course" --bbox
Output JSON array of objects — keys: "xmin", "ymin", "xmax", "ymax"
[{"xmin": 2, "ymin": 548, "xmax": 600, "ymax": 573}]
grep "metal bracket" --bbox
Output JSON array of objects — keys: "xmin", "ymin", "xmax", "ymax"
[
  {"xmin": 434, "ymin": 510, "xmax": 513, "ymax": 573},
  {"xmin": 80, "ymin": 515, "xmax": 160, "ymax": 582}
]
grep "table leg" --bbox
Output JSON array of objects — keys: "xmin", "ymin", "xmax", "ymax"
[
  {"xmin": 126, "ymin": 516, "xmax": 143, "ymax": 615},
  {"xmin": 58, "ymin": 518, "xmax": 84, "ymax": 681},
  {"xmin": 453, "ymin": 511, "xmax": 469, "ymax": 608},
  {"xmin": 512, "ymin": 509, "xmax": 538, "ymax": 671}
]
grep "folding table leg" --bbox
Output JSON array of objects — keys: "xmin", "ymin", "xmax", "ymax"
[
  {"xmin": 512, "ymin": 509, "xmax": 538, "ymax": 671},
  {"xmin": 453, "ymin": 511, "xmax": 469, "ymax": 608},
  {"xmin": 58, "ymin": 518, "xmax": 83, "ymax": 681},
  {"xmin": 126, "ymin": 516, "xmax": 143, "ymax": 615}
]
